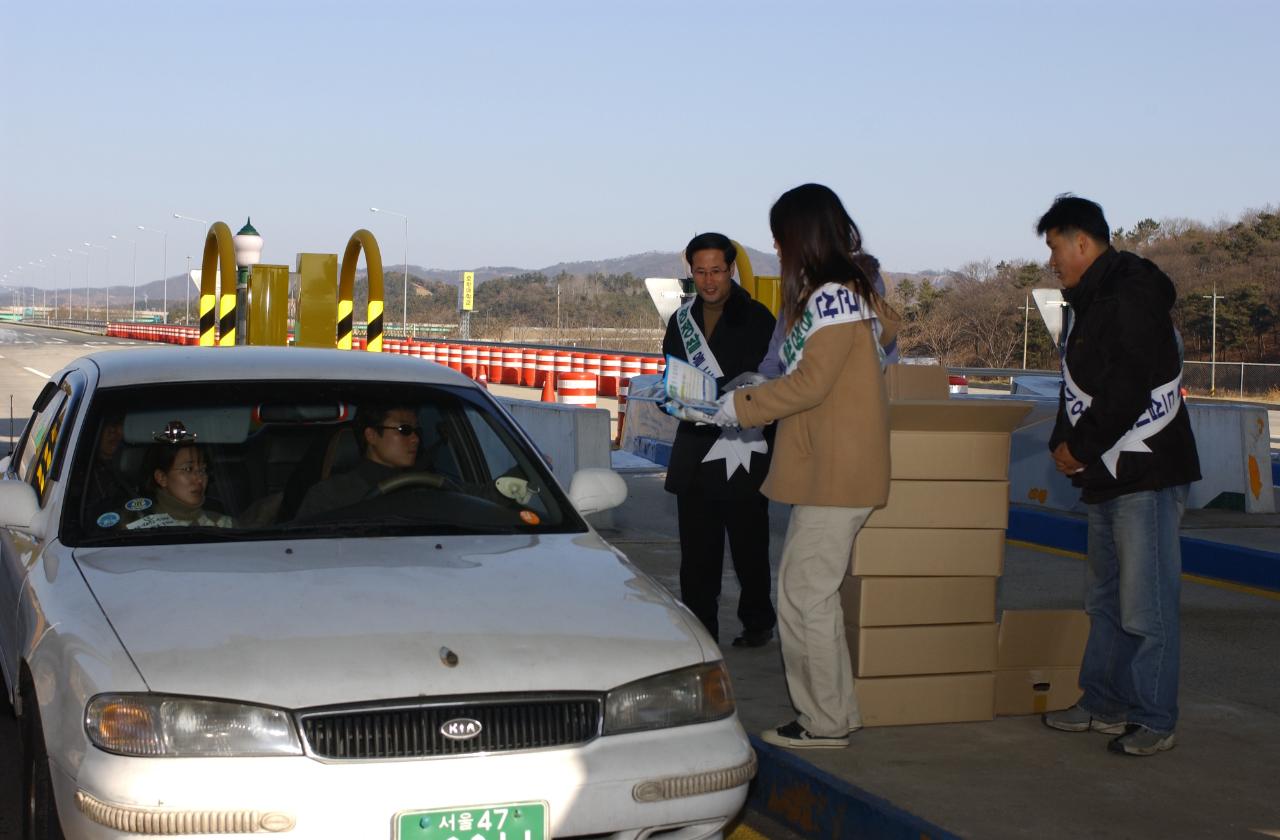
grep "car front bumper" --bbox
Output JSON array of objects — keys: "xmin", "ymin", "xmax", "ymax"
[{"xmin": 58, "ymin": 715, "xmax": 754, "ymax": 839}]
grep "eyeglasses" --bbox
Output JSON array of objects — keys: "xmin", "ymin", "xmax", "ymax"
[
  {"xmin": 169, "ymin": 464, "xmax": 209, "ymax": 476},
  {"xmin": 692, "ymin": 267, "xmax": 730, "ymax": 279},
  {"xmin": 379, "ymin": 424, "xmax": 422, "ymax": 437}
]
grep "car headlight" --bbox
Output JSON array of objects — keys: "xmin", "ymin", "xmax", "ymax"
[
  {"xmin": 603, "ymin": 662, "xmax": 735, "ymax": 735},
  {"xmin": 85, "ymin": 694, "xmax": 303, "ymax": 757}
]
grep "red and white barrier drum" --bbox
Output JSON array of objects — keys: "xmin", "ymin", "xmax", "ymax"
[
  {"xmin": 599, "ymin": 355, "xmax": 621, "ymax": 397},
  {"xmin": 447, "ymin": 344, "xmax": 463, "ymax": 372},
  {"xmin": 557, "ymin": 372, "xmax": 597, "ymax": 408},
  {"xmin": 535, "ymin": 349, "xmax": 555, "ymax": 386},
  {"xmin": 502, "ymin": 347, "xmax": 523, "ymax": 384},
  {"xmin": 641, "ymin": 356, "xmax": 660, "ymax": 377},
  {"xmin": 462, "ymin": 345, "xmax": 478, "ymax": 378}
]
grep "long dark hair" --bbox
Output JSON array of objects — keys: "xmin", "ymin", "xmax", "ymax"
[{"xmin": 770, "ymin": 183, "xmax": 881, "ymax": 330}]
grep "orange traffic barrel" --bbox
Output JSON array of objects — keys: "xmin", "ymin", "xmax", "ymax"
[
  {"xmin": 502, "ymin": 347, "xmax": 523, "ymax": 384},
  {"xmin": 557, "ymin": 372, "xmax": 597, "ymax": 408},
  {"xmin": 600, "ymin": 355, "xmax": 621, "ymax": 397}
]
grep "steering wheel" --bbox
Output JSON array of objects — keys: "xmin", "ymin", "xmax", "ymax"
[{"xmin": 369, "ymin": 471, "xmax": 458, "ymax": 497}]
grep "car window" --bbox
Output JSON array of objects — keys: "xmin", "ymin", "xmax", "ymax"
[
  {"xmin": 17, "ymin": 381, "xmax": 75, "ymax": 507},
  {"xmin": 63, "ymin": 380, "xmax": 584, "ymax": 546}
]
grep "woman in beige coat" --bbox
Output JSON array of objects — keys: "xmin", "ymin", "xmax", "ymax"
[{"xmin": 715, "ymin": 183, "xmax": 897, "ymax": 749}]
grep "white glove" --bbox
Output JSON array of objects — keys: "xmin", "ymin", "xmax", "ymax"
[
  {"xmin": 721, "ymin": 371, "xmax": 767, "ymax": 391},
  {"xmin": 710, "ymin": 392, "xmax": 739, "ymax": 427}
]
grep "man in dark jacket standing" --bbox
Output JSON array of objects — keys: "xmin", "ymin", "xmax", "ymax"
[
  {"xmin": 662, "ymin": 232, "xmax": 777, "ymax": 647},
  {"xmin": 1037, "ymin": 195, "xmax": 1200, "ymax": 756}
]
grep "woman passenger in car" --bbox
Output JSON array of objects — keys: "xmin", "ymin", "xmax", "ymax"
[{"xmin": 122, "ymin": 439, "xmax": 233, "ymax": 529}]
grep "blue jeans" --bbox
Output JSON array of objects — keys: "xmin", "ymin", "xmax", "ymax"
[{"xmin": 1079, "ymin": 485, "xmax": 1188, "ymax": 734}]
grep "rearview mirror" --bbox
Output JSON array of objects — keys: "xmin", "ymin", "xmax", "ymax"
[
  {"xmin": 0, "ymin": 481, "xmax": 41, "ymax": 535},
  {"xmin": 568, "ymin": 468, "xmax": 627, "ymax": 516}
]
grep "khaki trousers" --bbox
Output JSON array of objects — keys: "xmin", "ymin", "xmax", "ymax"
[{"xmin": 777, "ymin": 504, "xmax": 872, "ymax": 737}]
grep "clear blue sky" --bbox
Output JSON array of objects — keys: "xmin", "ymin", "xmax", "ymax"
[{"xmin": 2, "ymin": 0, "xmax": 1276, "ymax": 291}]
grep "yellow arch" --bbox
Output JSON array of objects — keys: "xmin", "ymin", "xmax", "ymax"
[
  {"xmin": 199, "ymin": 222, "xmax": 237, "ymax": 347},
  {"xmin": 731, "ymin": 239, "xmax": 780, "ymax": 316},
  {"xmin": 340, "ymin": 229, "xmax": 385, "ymax": 352}
]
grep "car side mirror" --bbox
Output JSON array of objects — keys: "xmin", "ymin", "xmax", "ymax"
[
  {"xmin": 0, "ymin": 481, "xmax": 41, "ymax": 535},
  {"xmin": 568, "ymin": 468, "xmax": 627, "ymax": 516}
]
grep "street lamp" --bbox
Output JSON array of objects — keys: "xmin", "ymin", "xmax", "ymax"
[
  {"xmin": 70, "ymin": 248, "xmax": 89, "ymax": 321},
  {"xmin": 370, "ymin": 207, "xmax": 409, "ymax": 336},
  {"xmin": 233, "ymin": 218, "xmax": 263, "ymax": 345},
  {"xmin": 112, "ymin": 235, "xmax": 138, "ymax": 322},
  {"xmin": 85, "ymin": 242, "xmax": 111, "ymax": 322},
  {"xmin": 174, "ymin": 214, "xmax": 209, "ymax": 328},
  {"xmin": 1202, "ymin": 282, "xmax": 1225, "ymax": 396},
  {"xmin": 138, "ymin": 225, "xmax": 168, "ymax": 322}
]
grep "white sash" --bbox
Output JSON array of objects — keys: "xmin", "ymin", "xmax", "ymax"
[
  {"xmin": 781, "ymin": 283, "xmax": 879, "ymax": 374},
  {"xmin": 674, "ymin": 299, "xmax": 724, "ymax": 378},
  {"xmin": 1061, "ymin": 360, "xmax": 1183, "ymax": 479},
  {"xmin": 674, "ymin": 299, "xmax": 767, "ymax": 478}
]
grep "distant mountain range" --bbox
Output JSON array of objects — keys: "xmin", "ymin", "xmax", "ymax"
[{"xmin": 43, "ymin": 246, "xmax": 953, "ymax": 309}]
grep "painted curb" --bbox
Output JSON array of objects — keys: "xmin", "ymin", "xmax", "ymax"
[{"xmin": 747, "ymin": 738, "xmax": 960, "ymax": 840}]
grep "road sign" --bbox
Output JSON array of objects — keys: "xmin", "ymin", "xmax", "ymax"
[{"xmin": 462, "ymin": 271, "xmax": 475, "ymax": 311}]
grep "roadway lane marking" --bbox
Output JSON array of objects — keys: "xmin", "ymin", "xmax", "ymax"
[{"xmin": 22, "ymin": 367, "xmax": 51, "ymax": 379}]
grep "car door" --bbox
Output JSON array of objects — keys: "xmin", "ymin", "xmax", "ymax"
[{"xmin": 0, "ymin": 375, "xmax": 77, "ymax": 693}]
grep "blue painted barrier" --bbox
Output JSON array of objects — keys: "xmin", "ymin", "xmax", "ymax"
[
  {"xmin": 748, "ymin": 738, "xmax": 959, "ymax": 840},
  {"xmin": 1007, "ymin": 506, "xmax": 1280, "ymax": 592}
]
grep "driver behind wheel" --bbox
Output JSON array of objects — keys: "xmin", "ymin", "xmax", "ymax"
[{"xmin": 295, "ymin": 405, "xmax": 421, "ymax": 519}]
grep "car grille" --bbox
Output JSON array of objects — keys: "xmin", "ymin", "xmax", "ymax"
[{"xmin": 298, "ymin": 695, "xmax": 601, "ymax": 759}]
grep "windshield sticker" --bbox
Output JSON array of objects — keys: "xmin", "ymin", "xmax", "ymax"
[
  {"xmin": 124, "ymin": 497, "xmax": 154, "ymax": 512},
  {"xmin": 96, "ymin": 511, "xmax": 121, "ymax": 529}
]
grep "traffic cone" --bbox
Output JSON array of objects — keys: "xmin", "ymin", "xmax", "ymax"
[
  {"xmin": 477, "ymin": 372, "xmax": 489, "ymax": 390},
  {"xmin": 541, "ymin": 375, "xmax": 556, "ymax": 403}
]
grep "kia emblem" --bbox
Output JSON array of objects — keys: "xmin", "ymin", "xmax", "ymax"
[{"xmin": 440, "ymin": 718, "xmax": 483, "ymax": 740}]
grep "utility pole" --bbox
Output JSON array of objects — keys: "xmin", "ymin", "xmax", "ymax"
[
  {"xmin": 1020, "ymin": 292, "xmax": 1032, "ymax": 369},
  {"xmin": 1202, "ymin": 282, "xmax": 1224, "ymax": 395}
]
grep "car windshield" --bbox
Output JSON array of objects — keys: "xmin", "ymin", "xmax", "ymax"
[{"xmin": 64, "ymin": 379, "xmax": 583, "ymax": 545}]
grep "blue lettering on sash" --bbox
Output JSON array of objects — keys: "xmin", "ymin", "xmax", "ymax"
[
  {"xmin": 691, "ymin": 350, "xmax": 706, "ymax": 368},
  {"xmin": 814, "ymin": 288, "xmax": 862, "ymax": 321}
]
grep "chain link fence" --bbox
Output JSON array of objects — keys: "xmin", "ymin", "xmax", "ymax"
[{"xmin": 1182, "ymin": 362, "xmax": 1280, "ymax": 399}]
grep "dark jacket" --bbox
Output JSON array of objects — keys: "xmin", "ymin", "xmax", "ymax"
[
  {"xmin": 1049, "ymin": 248, "xmax": 1200, "ymax": 503},
  {"xmin": 662, "ymin": 283, "xmax": 776, "ymax": 498}
]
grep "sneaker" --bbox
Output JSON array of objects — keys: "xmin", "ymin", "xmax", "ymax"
[
  {"xmin": 1042, "ymin": 705, "xmax": 1128, "ymax": 735},
  {"xmin": 760, "ymin": 720, "xmax": 849, "ymax": 749},
  {"xmin": 1107, "ymin": 725, "xmax": 1176, "ymax": 756}
]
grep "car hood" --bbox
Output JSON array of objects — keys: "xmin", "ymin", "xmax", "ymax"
[{"xmin": 74, "ymin": 533, "xmax": 710, "ymax": 710}]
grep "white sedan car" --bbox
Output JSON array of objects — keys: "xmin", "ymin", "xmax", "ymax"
[{"xmin": 0, "ymin": 347, "xmax": 753, "ymax": 840}]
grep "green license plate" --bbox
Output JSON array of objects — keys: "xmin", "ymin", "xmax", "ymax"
[{"xmin": 396, "ymin": 802, "xmax": 547, "ymax": 840}]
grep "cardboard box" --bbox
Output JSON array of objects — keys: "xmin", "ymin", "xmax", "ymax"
[
  {"xmin": 850, "ymin": 528, "xmax": 1006, "ymax": 577},
  {"xmin": 890, "ymin": 431, "xmax": 1012, "ymax": 481},
  {"xmin": 856, "ymin": 673, "xmax": 996, "ymax": 727},
  {"xmin": 885, "ymin": 364, "xmax": 950, "ymax": 400},
  {"xmin": 840, "ymin": 575, "xmax": 997, "ymax": 627},
  {"xmin": 887, "ymin": 400, "xmax": 1032, "ymax": 480},
  {"xmin": 995, "ymin": 667, "xmax": 1082, "ymax": 716},
  {"xmin": 848, "ymin": 623, "xmax": 998, "ymax": 677},
  {"xmin": 997, "ymin": 610, "xmax": 1090, "ymax": 669},
  {"xmin": 864, "ymin": 480, "xmax": 1010, "ymax": 529}
]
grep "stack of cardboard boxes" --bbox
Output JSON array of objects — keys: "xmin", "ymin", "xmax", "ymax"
[{"xmin": 840, "ymin": 365, "xmax": 1087, "ymax": 726}]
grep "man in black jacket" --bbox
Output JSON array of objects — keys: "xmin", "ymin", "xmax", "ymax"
[
  {"xmin": 1037, "ymin": 195, "xmax": 1200, "ymax": 756},
  {"xmin": 662, "ymin": 232, "xmax": 777, "ymax": 647}
]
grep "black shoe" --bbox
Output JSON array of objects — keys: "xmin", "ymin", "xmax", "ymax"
[{"xmin": 731, "ymin": 628, "xmax": 773, "ymax": 648}]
